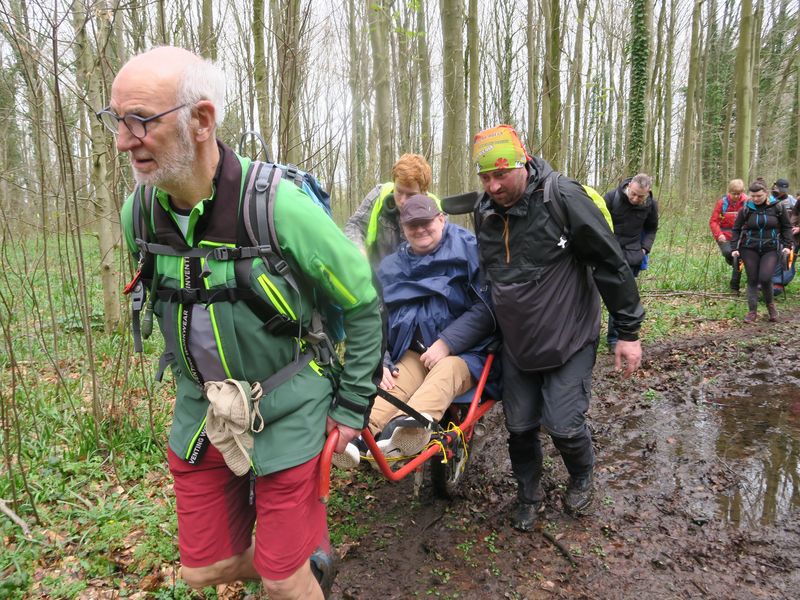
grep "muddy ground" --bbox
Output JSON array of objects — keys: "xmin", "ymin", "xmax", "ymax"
[{"xmin": 330, "ymin": 312, "xmax": 800, "ymax": 600}]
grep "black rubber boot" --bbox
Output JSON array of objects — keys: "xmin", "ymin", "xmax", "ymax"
[
  {"xmin": 564, "ymin": 471, "xmax": 594, "ymax": 515},
  {"xmin": 551, "ymin": 430, "xmax": 595, "ymax": 515},
  {"xmin": 508, "ymin": 429, "xmax": 545, "ymax": 531},
  {"xmin": 310, "ymin": 546, "xmax": 338, "ymax": 599},
  {"xmin": 512, "ymin": 500, "xmax": 542, "ymax": 531}
]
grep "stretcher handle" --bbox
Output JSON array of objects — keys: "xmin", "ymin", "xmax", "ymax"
[{"xmin": 319, "ymin": 428, "xmax": 339, "ymax": 503}]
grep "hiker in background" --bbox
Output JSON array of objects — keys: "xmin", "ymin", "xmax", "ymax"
[
  {"xmin": 771, "ymin": 178, "xmax": 796, "ymax": 212},
  {"xmin": 730, "ymin": 180, "xmax": 793, "ymax": 323},
  {"xmin": 770, "ymin": 179, "xmax": 797, "ymax": 296},
  {"xmin": 469, "ymin": 124, "xmax": 644, "ymax": 532},
  {"xmin": 603, "ymin": 173, "xmax": 659, "ymax": 353},
  {"xmin": 109, "ymin": 46, "xmax": 382, "ymax": 599},
  {"xmin": 709, "ymin": 178, "xmax": 748, "ymax": 292},
  {"xmin": 333, "ymin": 195, "xmax": 496, "ymax": 467},
  {"xmin": 345, "ymin": 154, "xmax": 439, "ymax": 268},
  {"xmin": 792, "ymin": 197, "xmax": 800, "ymax": 245}
]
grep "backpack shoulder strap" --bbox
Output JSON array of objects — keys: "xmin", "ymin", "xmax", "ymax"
[
  {"xmin": 242, "ymin": 162, "xmax": 284, "ymax": 258},
  {"xmin": 542, "ymin": 172, "xmax": 568, "ymax": 236},
  {"xmin": 131, "ymin": 185, "xmax": 153, "ymax": 246},
  {"xmin": 129, "ymin": 184, "xmax": 156, "ymax": 354},
  {"xmin": 721, "ymin": 195, "xmax": 729, "ymax": 214}
]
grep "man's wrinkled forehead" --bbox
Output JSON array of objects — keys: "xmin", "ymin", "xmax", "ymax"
[{"xmin": 112, "ymin": 48, "xmax": 195, "ymax": 103}]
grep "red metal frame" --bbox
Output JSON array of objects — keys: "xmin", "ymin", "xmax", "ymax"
[{"xmin": 319, "ymin": 353, "xmax": 497, "ymax": 503}]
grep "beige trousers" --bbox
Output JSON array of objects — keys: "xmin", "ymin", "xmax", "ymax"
[{"xmin": 368, "ymin": 350, "xmax": 473, "ymax": 434}]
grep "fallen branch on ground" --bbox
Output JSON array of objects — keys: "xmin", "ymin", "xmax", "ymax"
[{"xmin": 0, "ymin": 498, "xmax": 31, "ymax": 536}]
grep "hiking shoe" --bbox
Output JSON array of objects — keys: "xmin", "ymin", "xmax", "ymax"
[
  {"xmin": 767, "ymin": 303, "xmax": 778, "ymax": 322},
  {"xmin": 564, "ymin": 472, "xmax": 594, "ymax": 515},
  {"xmin": 331, "ymin": 442, "xmax": 362, "ymax": 469},
  {"xmin": 310, "ymin": 547, "xmax": 338, "ymax": 599},
  {"xmin": 373, "ymin": 414, "xmax": 433, "ymax": 461},
  {"xmin": 511, "ymin": 500, "xmax": 543, "ymax": 532},
  {"xmin": 743, "ymin": 310, "xmax": 757, "ymax": 324}
]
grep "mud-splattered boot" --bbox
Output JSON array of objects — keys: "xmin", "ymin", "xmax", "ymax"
[
  {"xmin": 767, "ymin": 303, "xmax": 778, "ymax": 322},
  {"xmin": 512, "ymin": 481, "xmax": 544, "ymax": 532},
  {"xmin": 743, "ymin": 310, "xmax": 757, "ymax": 323},
  {"xmin": 564, "ymin": 471, "xmax": 594, "ymax": 515},
  {"xmin": 512, "ymin": 500, "xmax": 543, "ymax": 532}
]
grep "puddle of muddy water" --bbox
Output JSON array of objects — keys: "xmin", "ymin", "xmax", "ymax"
[{"xmin": 603, "ymin": 383, "xmax": 800, "ymax": 529}]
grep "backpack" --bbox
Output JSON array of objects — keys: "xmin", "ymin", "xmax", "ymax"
[
  {"xmin": 126, "ymin": 143, "xmax": 344, "ymax": 382},
  {"xmin": 530, "ymin": 175, "xmax": 614, "ymax": 240}
]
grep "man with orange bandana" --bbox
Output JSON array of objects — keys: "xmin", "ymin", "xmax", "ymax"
[{"xmin": 470, "ymin": 125, "xmax": 645, "ymax": 530}]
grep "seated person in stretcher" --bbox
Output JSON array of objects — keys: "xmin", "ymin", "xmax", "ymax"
[{"xmin": 333, "ymin": 194, "xmax": 497, "ymax": 467}]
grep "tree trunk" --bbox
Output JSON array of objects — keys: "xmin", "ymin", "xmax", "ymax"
[
  {"xmin": 253, "ymin": 0, "xmax": 272, "ymax": 157},
  {"xmin": 749, "ymin": 1, "xmax": 763, "ymax": 176},
  {"xmin": 626, "ymin": 0, "xmax": 650, "ymax": 173},
  {"xmin": 368, "ymin": 0, "xmax": 393, "ymax": 180},
  {"xmin": 276, "ymin": 0, "xmax": 304, "ymax": 165},
  {"xmin": 440, "ymin": 0, "xmax": 467, "ymax": 195},
  {"xmin": 790, "ymin": 15, "xmax": 800, "ymax": 185},
  {"xmin": 541, "ymin": 0, "xmax": 561, "ymax": 169},
  {"xmin": 73, "ymin": 1, "xmax": 121, "ymax": 334},
  {"xmin": 570, "ymin": 0, "xmax": 587, "ymax": 179},
  {"xmin": 660, "ymin": 0, "xmax": 677, "ymax": 190},
  {"xmin": 156, "ymin": 0, "xmax": 168, "ymax": 44},
  {"xmin": 734, "ymin": 0, "xmax": 754, "ymax": 181},
  {"xmin": 526, "ymin": 0, "xmax": 541, "ymax": 152},
  {"xmin": 348, "ymin": 0, "xmax": 366, "ymax": 198},
  {"xmin": 467, "ymin": 0, "xmax": 479, "ymax": 142},
  {"xmin": 646, "ymin": 0, "xmax": 665, "ymax": 179},
  {"xmin": 417, "ymin": 1, "xmax": 433, "ymax": 159},
  {"xmin": 679, "ymin": 0, "xmax": 703, "ymax": 193},
  {"xmin": 200, "ymin": 0, "xmax": 216, "ymax": 59},
  {"xmin": 393, "ymin": 6, "xmax": 409, "ymax": 152}
]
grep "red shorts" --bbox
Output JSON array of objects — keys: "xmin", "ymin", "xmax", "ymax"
[{"xmin": 168, "ymin": 444, "xmax": 327, "ymax": 580}]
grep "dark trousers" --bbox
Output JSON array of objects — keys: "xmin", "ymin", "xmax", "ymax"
[
  {"xmin": 717, "ymin": 240, "xmax": 742, "ymax": 289},
  {"xmin": 502, "ymin": 342, "xmax": 596, "ymax": 502},
  {"xmin": 741, "ymin": 248, "xmax": 778, "ymax": 310}
]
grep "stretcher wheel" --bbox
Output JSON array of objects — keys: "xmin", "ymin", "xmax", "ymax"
[{"xmin": 430, "ymin": 432, "xmax": 474, "ymax": 499}]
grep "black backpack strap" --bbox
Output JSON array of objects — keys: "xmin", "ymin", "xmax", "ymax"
[
  {"xmin": 130, "ymin": 184, "xmax": 155, "ymax": 353},
  {"xmin": 542, "ymin": 172, "xmax": 569, "ymax": 238}
]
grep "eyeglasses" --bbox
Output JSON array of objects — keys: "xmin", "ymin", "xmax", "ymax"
[{"xmin": 95, "ymin": 104, "xmax": 187, "ymax": 140}]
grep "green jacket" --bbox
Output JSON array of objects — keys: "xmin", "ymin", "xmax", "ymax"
[{"xmin": 121, "ymin": 142, "xmax": 382, "ymax": 475}]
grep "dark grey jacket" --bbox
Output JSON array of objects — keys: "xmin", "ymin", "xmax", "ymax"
[
  {"xmin": 603, "ymin": 179, "xmax": 659, "ymax": 269},
  {"xmin": 476, "ymin": 158, "xmax": 645, "ymax": 371}
]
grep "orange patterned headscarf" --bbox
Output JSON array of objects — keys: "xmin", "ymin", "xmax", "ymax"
[{"xmin": 472, "ymin": 125, "xmax": 528, "ymax": 174}]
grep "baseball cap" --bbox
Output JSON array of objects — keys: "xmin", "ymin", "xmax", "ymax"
[
  {"xmin": 399, "ymin": 194, "xmax": 440, "ymax": 224},
  {"xmin": 774, "ymin": 178, "xmax": 790, "ymax": 191},
  {"xmin": 472, "ymin": 125, "xmax": 528, "ymax": 174}
]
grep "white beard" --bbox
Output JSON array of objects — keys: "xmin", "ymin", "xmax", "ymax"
[{"xmin": 133, "ymin": 123, "xmax": 197, "ymax": 191}]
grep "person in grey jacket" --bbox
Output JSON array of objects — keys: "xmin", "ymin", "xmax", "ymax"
[
  {"xmin": 344, "ymin": 154, "xmax": 438, "ymax": 268},
  {"xmin": 471, "ymin": 125, "xmax": 644, "ymax": 531},
  {"xmin": 603, "ymin": 174, "xmax": 658, "ymax": 351}
]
